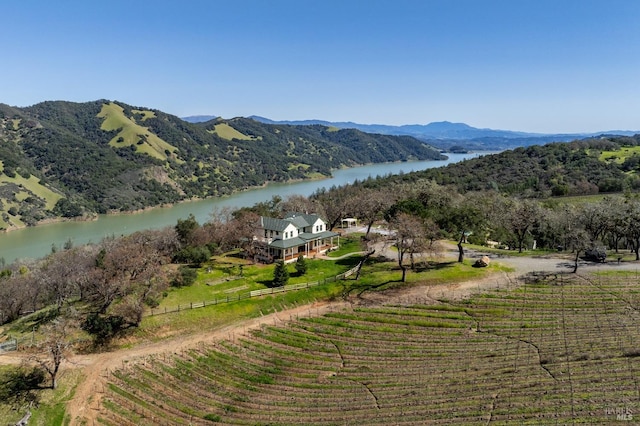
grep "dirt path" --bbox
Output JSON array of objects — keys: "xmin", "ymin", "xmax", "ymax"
[{"xmin": 65, "ymin": 300, "xmax": 351, "ymax": 425}]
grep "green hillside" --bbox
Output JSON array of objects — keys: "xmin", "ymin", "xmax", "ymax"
[
  {"xmin": 380, "ymin": 137, "xmax": 640, "ymax": 197},
  {"xmin": 0, "ymin": 100, "xmax": 444, "ymax": 228}
]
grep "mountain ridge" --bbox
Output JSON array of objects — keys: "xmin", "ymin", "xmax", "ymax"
[
  {"xmin": 212, "ymin": 116, "xmax": 637, "ymax": 150},
  {"xmin": 244, "ymin": 116, "xmax": 638, "ymax": 140}
]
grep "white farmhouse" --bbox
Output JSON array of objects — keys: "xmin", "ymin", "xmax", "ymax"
[{"xmin": 254, "ymin": 212, "xmax": 339, "ymax": 263}]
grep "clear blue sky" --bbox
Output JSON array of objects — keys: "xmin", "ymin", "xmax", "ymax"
[{"xmin": 2, "ymin": 0, "xmax": 639, "ymax": 133}]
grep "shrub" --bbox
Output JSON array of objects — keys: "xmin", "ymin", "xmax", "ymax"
[
  {"xmin": 173, "ymin": 246, "xmax": 211, "ymax": 265},
  {"xmin": 82, "ymin": 313, "xmax": 127, "ymax": 346},
  {"xmin": 203, "ymin": 413, "xmax": 221, "ymax": 422},
  {"xmin": 171, "ymin": 266, "xmax": 198, "ymax": 287},
  {"xmin": 295, "ymin": 254, "xmax": 308, "ymax": 275},
  {"xmin": 272, "ymin": 260, "xmax": 289, "ymax": 287}
]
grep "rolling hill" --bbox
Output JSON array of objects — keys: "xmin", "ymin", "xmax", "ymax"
[
  {"xmin": 375, "ymin": 136, "xmax": 640, "ymax": 197},
  {"xmin": 0, "ymin": 100, "xmax": 444, "ymax": 230}
]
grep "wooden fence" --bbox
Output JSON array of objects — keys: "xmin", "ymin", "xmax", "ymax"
[{"xmin": 146, "ymin": 264, "xmax": 360, "ymax": 318}]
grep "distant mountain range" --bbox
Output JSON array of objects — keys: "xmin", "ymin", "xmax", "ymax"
[{"xmin": 182, "ymin": 115, "xmax": 639, "ymax": 151}]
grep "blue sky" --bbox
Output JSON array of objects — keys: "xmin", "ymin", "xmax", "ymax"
[{"xmin": 2, "ymin": 0, "xmax": 640, "ymax": 133}]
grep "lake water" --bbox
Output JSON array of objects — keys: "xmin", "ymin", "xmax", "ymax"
[{"xmin": 0, "ymin": 152, "xmax": 488, "ymax": 264}]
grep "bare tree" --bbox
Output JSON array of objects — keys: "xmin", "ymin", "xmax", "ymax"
[
  {"xmin": 229, "ymin": 211, "xmax": 261, "ymax": 261},
  {"xmin": 604, "ymin": 197, "xmax": 628, "ymax": 253},
  {"xmin": 349, "ymin": 187, "xmax": 396, "ymax": 237},
  {"xmin": 439, "ymin": 198, "xmax": 484, "ymax": 263},
  {"xmin": 311, "ymin": 185, "xmax": 355, "ymax": 230},
  {"xmin": 566, "ymin": 228, "xmax": 592, "ymax": 273},
  {"xmin": 389, "ymin": 213, "xmax": 430, "ymax": 282},
  {"xmin": 579, "ymin": 200, "xmax": 610, "ymax": 244},
  {"xmin": 85, "ymin": 231, "xmax": 169, "ymax": 316},
  {"xmin": 0, "ymin": 274, "xmax": 29, "ymax": 324},
  {"xmin": 37, "ymin": 251, "xmax": 80, "ymax": 312},
  {"xmin": 279, "ymin": 195, "xmax": 318, "ymax": 215},
  {"xmin": 503, "ymin": 199, "xmax": 542, "ymax": 253},
  {"xmin": 546, "ymin": 204, "xmax": 591, "ymax": 272},
  {"xmin": 30, "ymin": 315, "xmax": 75, "ymax": 389}
]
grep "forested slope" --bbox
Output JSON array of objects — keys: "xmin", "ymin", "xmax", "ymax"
[
  {"xmin": 380, "ymin": 138, "xmax": 640, "ymax": 197},
  {"xmin": 0, "ymin": 100, "xmax": 444, "ymax": 229}
]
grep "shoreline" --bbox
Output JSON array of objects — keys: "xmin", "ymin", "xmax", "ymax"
[{"xmin": 1, "ymin": 154, "xmax": 456, "ymax": 234}]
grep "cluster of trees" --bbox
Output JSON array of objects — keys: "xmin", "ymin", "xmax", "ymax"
[
  {"xmin": 0, "ymin": 228, "xmax": 178, "ymax": 336},
  {"xmin": 308, "ymin": 176, "xmax": 640, "ymax": 278}
]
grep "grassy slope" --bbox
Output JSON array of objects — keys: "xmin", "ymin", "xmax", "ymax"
[
  {"xmin": 0, "ymin": 173, "xmax": 62, "ymax": 229},
  {"xmin": 599, "ymin": 145, "xmax": 640, "ymax": 163},
  {"xmin": 137, "ymin": 253, "xmax": 501, "ymax": 342},
  {"xmin": 2, "ymin": 174, "xmax": 62, "ymax": 209},
  {"xmin": 210, "ymin": 123, "xmax": 257, "ymax": 141},
  {"xmin": 98, "ymin": 102, "xmax": 177, "ymax": 161}
]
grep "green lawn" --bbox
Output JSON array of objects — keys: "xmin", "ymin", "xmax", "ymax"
[
  {"xmin": 139, "ymin": 278, "xmax": 348, "ymax": 342},
  {"xmin": 141, "ymin": 253, "xmax": 497, "ymax": 343},
  {"xmin": 159, "ymin": 255, "xmax": 361, "ymax": 308},
  {"xmin": 328, "ymin": 234, "xmax": 364, "ymax": 257}
]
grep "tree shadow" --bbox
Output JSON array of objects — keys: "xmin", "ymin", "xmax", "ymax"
[
  {"xmin": 259, "ymin": 279, "xmax": 279, "ymax": 288},
  {"xmin": 410, "ymin": 260, "xmax": 458, "ymax": 273},
  {"xmin": 341, "ymin": 279, "xmax": 401, "ymax": 299},
  {"xmin": 334, "ymin": 257, "xmax": 364, "ymax": 267},
  {"xmin": 0, "ymin": 366, "xmax": 47, "ymax": 409}
]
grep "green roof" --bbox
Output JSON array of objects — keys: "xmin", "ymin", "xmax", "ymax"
[
  {"xmin": 260, "ymin": 216, "xmax": 293, "ymax": 232},
  {"xmin": 268, "ymin": 237, "xmax": 307, "ymax": 249},
  {"xmin": 299, "ymin": 231, "xmax": 339, "ymax": 240}
]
